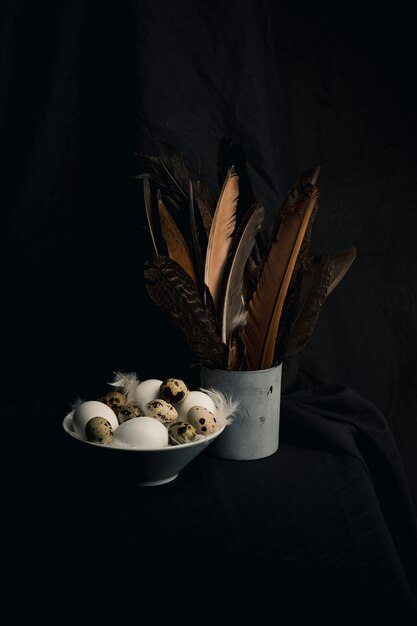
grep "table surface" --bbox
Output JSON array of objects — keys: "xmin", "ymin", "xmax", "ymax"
[{"xmin": 17, "ymin": 382, "xmax": 415, "ymax": 623}]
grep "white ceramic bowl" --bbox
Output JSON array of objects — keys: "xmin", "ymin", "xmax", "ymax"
[{"xmin": 62, "ymin": 414, "xmax": 225, "ymax": 486}]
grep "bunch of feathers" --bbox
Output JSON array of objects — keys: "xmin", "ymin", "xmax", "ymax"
[{"xmin": 135, "ymin": 140, "xmax": 356, "ymax": 371}]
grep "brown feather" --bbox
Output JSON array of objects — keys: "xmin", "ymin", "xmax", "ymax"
[
  {"xmin": 283, "ymin": 247, "xmax": 356, "ymax": 357},
  {"xmin": 204, "ymin": 166, "xmax": 239, "ymax": 312},
  {"xmin": 242, "ymin": 184, "xmax": 319, "ymax": 370},
  {"xmin": 157, "ymin": 190, "xmax": 199, "ymax": 288}
]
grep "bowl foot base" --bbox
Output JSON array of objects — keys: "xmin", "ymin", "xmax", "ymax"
[{"xmin": 138, "ymin": 474, "xmax": 178, "ymax": 486}]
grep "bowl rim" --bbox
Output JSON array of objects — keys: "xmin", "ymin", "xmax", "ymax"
[{"xmin": 62, "ymin": 413, "xmax": 225, "ymax": 453}]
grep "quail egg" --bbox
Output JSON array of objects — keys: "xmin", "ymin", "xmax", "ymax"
[
  {"xmin": 168, "ymin": 420, "xmax": 197, "ymax": 445},
  {"xmin": 117, "ymin": 403, "xmax": 143, "ymax": 424},
  {"xmin": 159, "ymin": 378, "xmax": 189, "ymax": 404},
  {"xmin": 145, "ymin": 399, "xmax": 178, "ymax": 426},
  {"xmin": 85, "ymin": 416, "xmax": 114, "ymax": 445},
  {"xmin": 100, "ymin": 390, "xmax": 127, "ymax": 412},
  {"xmin": 187, "ymin": 405, "xmax": 218, "ymax": 434}
]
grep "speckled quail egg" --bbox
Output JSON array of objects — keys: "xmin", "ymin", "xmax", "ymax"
[
  {"xmin": 176, "ymin": 390, "xmax": 216, "ymax": 420},
  {"xmin": 112, "ymin": 416, "xmax": 169, "ymax": 449},
  {"xmin": 72, "ymin": 400, "xmax": 119, "ymax": 439},
  {"xmin": 159, "ymin": 378, "xmax": 189, "ymax": 404},
  {"xmin": 134, "ymin": 378, "xmax": 163, "ymax": 413},
  {"xmin": 117, "ymin": 403, "xmax": 143, "ymax": 424},
  {"xmin": 100, "ymin": 390, "xmax": 127, "ymax": 413},
  {"xmin": 145, "ymin": 399, "xmax": 178, "ymax": 426},
  {"xmin": 168, "ymin": 420, "xmax": 197, "ymax": 445},
  {"xmin": 187, "ymin": 405, "xmax": 218, "ymax": 435},
  {"xmin": 85, "ymin": 416, "xmax": 114, "ymax": 445}
]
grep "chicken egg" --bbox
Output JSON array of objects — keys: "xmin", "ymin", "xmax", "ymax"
[
  {"xmin": 176, "ymin": 390, "xmax": 216, "ymax": 420},
  {"xmin": 135, "ymin": 379, "xmax": 163, "ymax": 412},
  {"xmin": 112, "ymin": 416, "xmax": 169, "ymax": 449},
  {"xmin": 72, "ymin": 400, "xmax": 119, "ymax": 439}
]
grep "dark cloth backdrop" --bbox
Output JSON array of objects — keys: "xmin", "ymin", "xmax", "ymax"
[
  {"xmin": 1, "ymin": 2, "xmax": 417, "ymax": 608},
  {"xmin": 1, "ymin": 0, "xmax": 416, "ymax": 503}
]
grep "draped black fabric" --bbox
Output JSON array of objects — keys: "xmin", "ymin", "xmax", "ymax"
[
  {"xmin": 25, "ymin": 381, "xmax": 417, "ymax": 621},
  {"xmin": 2, "ymin": 1, "xmax": 417, "ymax": 618}
]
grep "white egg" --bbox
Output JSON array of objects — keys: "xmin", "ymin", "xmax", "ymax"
[
  {"xmin": 135, "ymin": 379, "xmax": 163, "ymax": 412},
  {"xmin": 111, "ymin": 416, "xmax": 169, "ymax": 449},
  {"xmin": 72, "ymin": 400, "xmax": 119, "ymax": 439},
  {"xmin": 176, "ymin": 390, "xmax": 216, "ymax": 420}
]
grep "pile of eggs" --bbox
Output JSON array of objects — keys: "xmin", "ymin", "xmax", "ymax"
[{"xmin": 71, "ymin": 377, "xmax": 220, "ymax": 449}]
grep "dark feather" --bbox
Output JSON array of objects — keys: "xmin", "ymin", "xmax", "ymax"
[
  {"xmin": 189, "ymin": 180, "xmax": 205, "ymax": 286},
  {"xmin": 142, "ymin": 176, "xmax": 164, "ymax": 255},
  {"xmin": 194, "ymin": 184, "xmax": 215, "ymax": 238},
  {"xmin": 135, "ymin": 145, "xmax": 215, "ymax": 236},
  {"xmin": 144, "ymin": 255, "xmax": 226, "ymax": 368},
  {"xmin": 216, "ymin": 138, "xmax": 256, "ymax": 224},
  {"xmin": 226, "ymin": 333, "xmax": 246, "ymax": 371},
  {"xmin": 242, "ymin": 255, "xmax": 259, "ymax": 304},
  {"xmin": 283, "ymin": 247, "xmax": 357, "ymax": 357},
  {"xmin": 273, "ymin": 269, "xmax": 303, "ymax": 364},
  {"xmin": 136, "ymin": 144, "xmax": 190, "ymax": 199},
  {"xmin": 220, "ymin": 203, "xmax": 265, "ymax": 344},
  {"xmin": 327, "ymin": 246, "xmax": 357, "ymax": 293}
]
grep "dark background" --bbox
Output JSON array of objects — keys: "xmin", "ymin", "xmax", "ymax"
[{"xmin": 1, "ymin": 1, "xmax": 416, "ymax": 508}]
